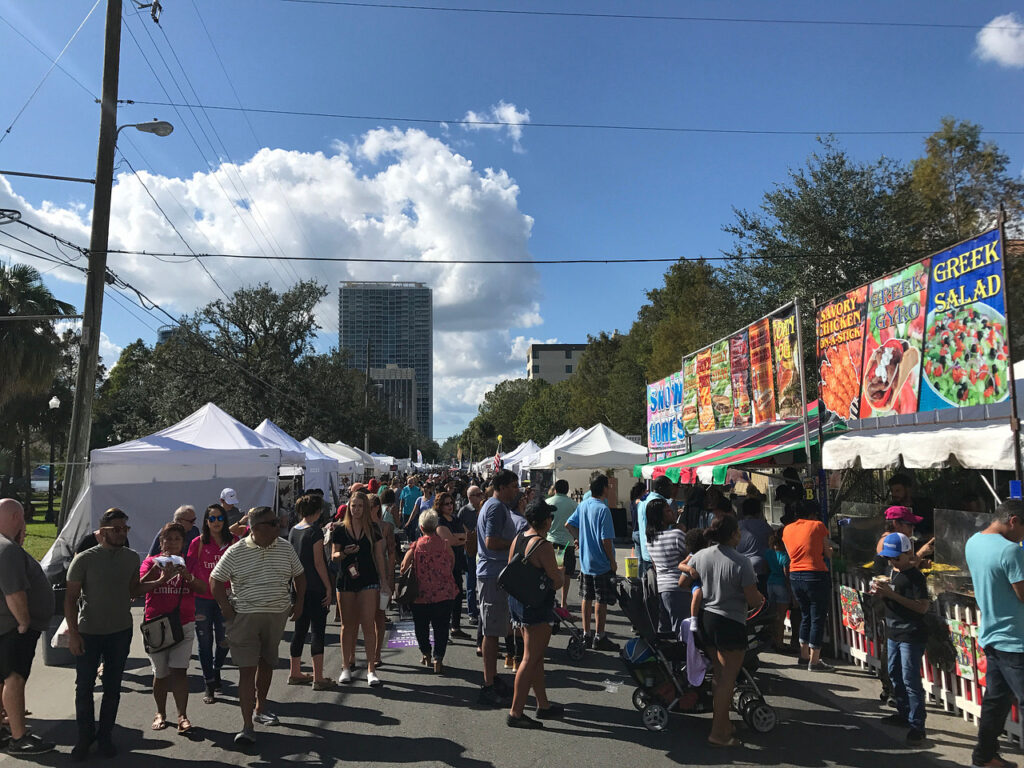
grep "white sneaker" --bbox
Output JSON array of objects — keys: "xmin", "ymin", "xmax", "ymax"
[
  {"xmin": 367, "ymin": 671, "xmax": 382, "ymax": 687},
  {"xmin": 338, "ymin": 668, "xmax": 352, "ymax": 684}
]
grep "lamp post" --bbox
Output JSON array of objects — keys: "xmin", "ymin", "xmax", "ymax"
[{"xmin": 47, "ymin": 396, "xmax": 60, "ymax": 522}]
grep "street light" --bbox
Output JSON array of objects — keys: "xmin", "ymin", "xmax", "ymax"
[
  {"xmin": 117, "ymin": 120, "xmax": 174, "ymax": 138},
  {"xmin": 47, "ymin": 396, "xmax": 60, "ymax": 522}
]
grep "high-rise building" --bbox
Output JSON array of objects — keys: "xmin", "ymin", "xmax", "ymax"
[
  {"xmin": 526, "ymin": 343, "xmax": 587, "ymax": 384},
  {"xmin": 339, "ymin": 281, "xmax": 432, "ymax": 439},
  {"xmin": 370, "ymin": 365, "xmax": 417, "ymax": 432}
]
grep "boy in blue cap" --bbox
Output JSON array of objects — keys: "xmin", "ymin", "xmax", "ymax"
[{"xmin": 872, "ymin": 531, "xmax": 930, "ymax": 746}]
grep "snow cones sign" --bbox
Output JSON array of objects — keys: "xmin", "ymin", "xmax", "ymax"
[{"xmin": 816, "ymin": 227, "xmax": 1011, "ymax": 423}]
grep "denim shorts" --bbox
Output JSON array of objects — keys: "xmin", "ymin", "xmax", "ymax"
[{"xmin": 767, "ymin": 582, "xmax": 792, "ymax": 607}]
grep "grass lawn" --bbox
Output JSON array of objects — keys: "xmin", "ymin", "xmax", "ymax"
[{"xmin": 24, "ymin": 518, "xmax": 58, "ymax": 561}]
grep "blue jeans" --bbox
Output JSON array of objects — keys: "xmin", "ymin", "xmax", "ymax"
[
  {"xmin": 194, "ymin": 597, "xmax": 229, "ymax": 683},
  {"xmin": 789, "ymin": 571, "xmax": 830, "ymax": 649},
  {"xmin": 75, "ymin": 628, "xmax": 132, "ymax": 746},
  {"xmin": 974, "ymin": 647, "xmax": 1024, "ymax": 764},
  {"xmin": 465, "ymin": 553, "xmax": 478, "ymax": 619},
  {"xmin": 887, "ymin": 639, "xmax": 926, "ymax": 730}
]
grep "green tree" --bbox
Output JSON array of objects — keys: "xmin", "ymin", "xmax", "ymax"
[
  {"xmin": 513, "ymin": 379, "xmax": 572, "ymax": 445},
  {"xmin": 477, "ymin": 378, "xmax": 547, "ymax": 448},
  {"xmin": 568, "ymin": 332, "xmax": 646, "ymax": 436}
]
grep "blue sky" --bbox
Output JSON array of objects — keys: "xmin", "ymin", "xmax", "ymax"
[{"xmin": 2, "ymin": 1, "xmax": 1023, "ymax": 441}]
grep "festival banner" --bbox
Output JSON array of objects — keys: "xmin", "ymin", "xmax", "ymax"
[
  {"xmin": 729, "ymin": 330, "xmax": 753, "ymax": 427},
  {"xmin": 816, "ymin": 286, "xmax": 868, "ymax": 421},
  {"xmin": 646, "ymin": 372, "xmax": 686, "ymax": 452},
  {"xmin": 709, "ymin": 340, "xmax": 734, "ymax": 429},
  {"xmin": 681, "ymin": 356, "xmax": 699, "ymax": 434},
  {"xmin": 920, "ymin": 229, "xmax": 1010, "ymax": 410},
  {"xmin": 696, "ymin": 347, "xmax": 715, "ymax": 432},
  {"xmin": 748, "ymin": 317, "xmax": 776, "ymax": 425},
  {"xmin": 771, "ymin": 306, "xmax": 800, "ymax": 420},
  {"xmin": 859, "ymin": 260, "xmax": 929, "ymax": 418}
]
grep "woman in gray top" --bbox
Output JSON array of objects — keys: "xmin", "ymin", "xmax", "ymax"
[{"xmin": 688, "ymin": 515, "xmax": 764, "ymax": 748}]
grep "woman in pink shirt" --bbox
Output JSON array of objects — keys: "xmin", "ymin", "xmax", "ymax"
[
  {"xmin": 186, "ymin": 504, "xmax": 237, "ymax": 703},
  {"xmin": 400, "ymin": 510, "xmax": 457, "ymax": 673},
  {"xmin": 141, "ymin": 522, "xmax": 208, "ymax": 734}
]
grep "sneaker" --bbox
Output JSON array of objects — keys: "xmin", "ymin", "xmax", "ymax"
[
  {"xmin": 808, "ymin": 660, "xmax": 834, "ymax": 672},
  {"xmin": 253, "ymin": 711, "xmax": 280, "ymax": 726},
  {"xmin": 593, "ymin": 635, "xmax": 620, "ymax": 652},
  {"xmin": 7, "ymin": 733, "xmax": 56, "ymax": 755},
  {"xmin": 879, "ymin": 713, "xmax": 908, "ymax": 726},
  {"xmin": 506, "ymin": 713, "xmax": 544, "ymax": 729},
  {"xmin": 367, "ymin": 671, "xmax": 383, "ymax": 687},
  {"xmin": 233, "ymin": 729, "xmax": 256, "ymax": 746},
  {"xmin": 973, "ymin": 757, "xmax": 1018, "ymax": 768},
  {"xmin": 535, "ymin": 702, "xmax": 565, "ymax": 720},
  {"xmin": 338, "ymin": 668, "xmax": 353, "ymax": 684},
  {"xmin": 478, "ymin": 685, "xmax": 503, "ymax": 707},
  {"xmin": 906, "ymin": 729, "xmax": 926, "ymax": 746},
  {"xmin": 450, "ymin": 628, "xmax": 471, "ymax": 640}
]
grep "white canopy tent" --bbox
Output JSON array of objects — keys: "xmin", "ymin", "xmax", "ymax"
[
  {"xmin": 529, "ymin": 424, "xmax": 647, "ymax": 470},
  {"xmin": 255, "ymin": 419, "xmax": 341, "ymax": 501},
  {"xmin": 327, "ymin": 442, "xmax": 379, "ymax": 477},
  {"xmin": 523, "ymin": 428, "xmax": 586, "ymax": 470},
  {"xmin": 302, "ymin": 437, "xmax": 362, "ymax": 478},
  {"xmin": 503, "ymin": 440, "xmax": 541, "ymax": 475},
  {"xmin": 42, "ymin": 403, "xmax": 288, "ymax": 577}
]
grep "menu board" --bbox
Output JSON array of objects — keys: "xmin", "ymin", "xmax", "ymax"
[
  {"xmin": 709, "ymin": 340, "xmax": 733, "ymax": 429},
  {"xmin": 771, "ymin": 307, "xmax": 800, "ymax": 420},
  {"xmin": 729, "ymin": 331, "xmax": 753, "ymax": 427},
  {"xmin": 681, "ymin": 356, "xmax": 699, "ymax": 434},
  {"xmin": 748, "ymin": 317, "xmax": 776, "ymax": 425},
  {"xmin": 859, "ymin": 260, "xmax": 929, "ymax": 418},
  {"xmin": 646, "ymin": 372, "xmax": 686, "ymax": 451},
  {"xmin": 816, "ymin": 286, "xmax": 868, "ymax": 420},
  {"xmin": 696, "ymin": 348, "xmax": 715, "ymax": 432},
  {"xmin": 920, "ymin": 229, "xmax": 1010, "ymax": 410}
]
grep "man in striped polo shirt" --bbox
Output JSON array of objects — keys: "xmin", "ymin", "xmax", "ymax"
[{"xmin": 211, "ymin": 506, "xmax": 305, "ymax": 746}]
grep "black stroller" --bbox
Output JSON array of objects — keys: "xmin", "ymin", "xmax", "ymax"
[{"xmin": 616, "ymin": 577, "xmax": 778, "ymax": 733}]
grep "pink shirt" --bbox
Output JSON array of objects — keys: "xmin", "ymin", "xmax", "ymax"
[
  {"xmin": 140, "ymin": 555, "xmax": 201, "ymax": 624},
  {"xmin": 411, "ymin": 533, "xmax": 458, "ymax": 604},
  {"xmin": 186, "ymin": 535, "xmax": 237, "ymax": 592}
]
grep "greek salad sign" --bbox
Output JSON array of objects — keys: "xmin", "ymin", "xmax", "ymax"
[
  {"xmin": 816, "ymin": 227, "xmax": 1011, "ymax": 422},
  {"xmin": 647, "ymin": 372, "xmax": 686, "ymax": 451}
]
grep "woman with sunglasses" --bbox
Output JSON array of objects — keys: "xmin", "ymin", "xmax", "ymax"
[{"xmin": 186, "ymin": 503, "xmax": 238, "ymax": 704}]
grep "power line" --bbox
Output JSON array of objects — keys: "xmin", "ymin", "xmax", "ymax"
[
  {"xmin": 0, "ymin": 0, "xmax": 102, "ymax": 148},
  {"xmin": 0, "ymin": 12, "xmax": 99, "ymax": 100},
  {"xmin": 125, "ymin": 99, "xmax": 1024, "ymax": 137},
  {"xmin": 276, "ymin": 1, "xmax": 1016, "ymax": 31}
]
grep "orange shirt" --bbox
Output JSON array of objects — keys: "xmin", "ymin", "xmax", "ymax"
[{"xmin": 782, "ymin": 518, "xmax": 829, "ymax": 572}]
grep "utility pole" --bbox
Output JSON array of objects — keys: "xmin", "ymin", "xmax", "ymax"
[
  {"xmin": 363, "ymin": 338, "xmax": 371, "ymax": 454},
  {"xmin": 59, "ymin": 0, "xmax": 122, "ymax": 528}
]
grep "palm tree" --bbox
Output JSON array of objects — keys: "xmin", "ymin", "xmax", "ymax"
[{"xmin": 0, "ymin": 263, "xmax": 76, "ymax": 409}]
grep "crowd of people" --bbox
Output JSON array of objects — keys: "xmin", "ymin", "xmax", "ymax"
[{"xmin": 1, "ymin": 465, "xmax": 1023, "ymax": 765}]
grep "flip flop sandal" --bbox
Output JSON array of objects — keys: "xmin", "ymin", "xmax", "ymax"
[
  {"xmin": 177, "ymin": 716, "xmax": 193, "ymax": 735},
  {"xmin": 152, "ymin": 714, "xmax": 168, "ymax": 730},
  {"xmin": 287, "ymin": 675, "xmax": 313, "ymax": 685},
  {"xmin": 707, "ymin": 737, "xmax": 740, "ymax": 748}
]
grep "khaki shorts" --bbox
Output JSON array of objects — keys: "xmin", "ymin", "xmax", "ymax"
[
  {"xmin": 149, "ymin": 622, "xmax": 196, "ymax": 678},
  {"xmin": 225, "ymin": 610, "xmax": 289, "ymax": 667},
  {"xmin": 477, "ymin": 578, "xmax": 510, "ymax": 638}
]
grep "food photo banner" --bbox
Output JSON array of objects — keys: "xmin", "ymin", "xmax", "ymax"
[
  {"xmin": 815, "ymin": 227, "xmax": 1010, "ymax": 423},
  {"xmin": 681, "ymin": 301, "xmax": 799, "ymax": 433},
  {"xmin": 647, "ymin": 371, "xmax": 687, "ymax": 451}
]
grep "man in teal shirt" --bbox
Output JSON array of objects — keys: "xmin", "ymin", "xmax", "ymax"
[
  {"xmin": 566, "ymin": 475, "xmax": 618, "ymax": 651},
  {"xmin": 965, "ymin": 499, "xmax": 1024, "ymax": 768},
  {"xmin": 545, "ymin": 479, "xmax": 577, "ymax": 610},
  {"xmin": 399, "ymin": 476, "xmax": 421, "ymax": 525}
]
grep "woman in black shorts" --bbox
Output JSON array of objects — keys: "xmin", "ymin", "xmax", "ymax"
[
  {"xmin": 506, "ymin": 500, "xmax": 564, "ymax": 728},
  {"xmin": 688, "ymin": 515, "xmax": 764, "ymax": 747},
  {"xmin": 331, "ymin": 491, "xmax": 388, "ymax": 688}
]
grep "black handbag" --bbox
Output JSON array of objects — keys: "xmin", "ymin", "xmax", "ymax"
[
  {"xmin": 395, "ymin": 545, "xmax": 420, "ymax": 606},
  {"xmin": 140, "ymin": 579, "xmax": 186, "ymax": 654},
  {"xmin": 498, "ymin": 535, "xmax": 551, "ymax": 609}
]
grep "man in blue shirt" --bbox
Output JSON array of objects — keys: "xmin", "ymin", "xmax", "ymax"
[
  {"xmin": 566, "ymin": 474, "xmax": 618, "ymax": 652},
  {"xmin": 966, "ymin": 499, "xmax": 1024, "ymax": 768},
  {"xmin": 636, "ymin": 476, "xmax": 674, "ymax": 581},
  {"xmin": 399, "ymin": 477, "xmax": 422, "ymax": 525},
  {"xmin": 475, "ymin": 469, "xmax": 519, "ymax": 706}
]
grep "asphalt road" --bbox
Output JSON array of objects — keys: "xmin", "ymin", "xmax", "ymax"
[{"xmin": 14, "ymin": 569, "xmax": 972, "ymax": 768}]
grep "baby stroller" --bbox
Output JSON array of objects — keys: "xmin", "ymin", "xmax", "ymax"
[
  {"xmin": 551, "ymin": 605, "xmax": 587, "ymax": 662},
  {"xmin": 616, "ymin": 578, "xmax": 778, "ymax": 734}
]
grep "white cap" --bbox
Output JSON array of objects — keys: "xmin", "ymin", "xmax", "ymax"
[{"xmin": 220, "ymin": 488, "xmax": 238, "ymax": 506}]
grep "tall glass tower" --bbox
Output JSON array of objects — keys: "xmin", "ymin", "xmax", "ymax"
[{"xmin": 338, "ymin": 281, "xmax": 432, "ymax": 439}]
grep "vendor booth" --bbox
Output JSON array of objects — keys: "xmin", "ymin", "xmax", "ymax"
[
  {"xmin": 302, "ymin": 437, "xmax": 362, "ymax": 481},
  {"xmin": 42, "ymin": 403, "xmax": 298, "ymax": 577},
  {"xmin": 255, "ymin": 419, "xmax": 342, "ymax": 504}
]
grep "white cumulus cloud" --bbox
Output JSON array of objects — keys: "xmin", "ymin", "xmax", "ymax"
[
  {"xmin": 976, "ymin": 13, "xmax": 1024, "ymax": 68},
  {"xmin": 462, "ymin": 101, "xmax": 532, "ymax": 153},
  {"xmin": 0, "ymin": 126, "xmax": 545, "ymax": 438}
]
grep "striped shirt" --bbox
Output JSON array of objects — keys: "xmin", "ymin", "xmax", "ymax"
[
  {"xmin": 210, "ymin": 535, "xmax": 303, "ymax": 614},
  {"xmin": 648, "ymin": 528, "xmax": 687, "ymax": 595}
]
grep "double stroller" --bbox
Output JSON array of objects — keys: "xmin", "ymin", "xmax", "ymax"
[{"xmin": 616, "ymin": 577, "xmax": 778, "ymax": 733}]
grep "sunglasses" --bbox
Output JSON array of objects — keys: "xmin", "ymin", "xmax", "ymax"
[{"xmin": 207, "ymin": 515, "xmax": 225, "ymax": 522}]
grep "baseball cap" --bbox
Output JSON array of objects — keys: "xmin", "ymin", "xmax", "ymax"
[
  {"xmin": 220, "ymin": 488, "xmax": 239, "ymax": 506},
  {"xmin": 884, "ymin": 505, "xmax": 922, "ymax": 524},
  {"xmin": 880, "ymin": 532, "xmax": 913, "ymax": 558},
  {"xmin": 367, "ymin": 478, "xmax": 380, "ymax": 492}
]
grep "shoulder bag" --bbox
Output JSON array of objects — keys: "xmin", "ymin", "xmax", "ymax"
[
  {"xmin": 498, "ymin": 535, "xmax": 551, "ymax": 609},
  {"xmin": 395, "ymin": 540, "xmax": 420, "ymax": 606},
  {"xmin": 140, "ymin": 575, "xmax": 186, "ymax": 654}
]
